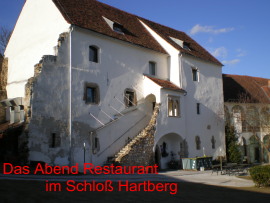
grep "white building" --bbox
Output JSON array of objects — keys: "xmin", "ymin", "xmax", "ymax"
[
  {"xmin": 1, "ymin": 0, "xmax": 225, "ymax": 169},
  {"xmin": 223, "ymin": 74, "xmax": 270, "ymax": 163}
]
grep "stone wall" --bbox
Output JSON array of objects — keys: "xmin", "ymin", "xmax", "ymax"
[
  {"xmin": 114, "ymin": 104, "xmax": 160, "ymax": 166},
  {"xmin": 0, "ymin": 56, "xmax": 8, "ymax": 123}
]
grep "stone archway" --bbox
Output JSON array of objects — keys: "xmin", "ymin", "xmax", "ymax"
[
  {"xmin": 155, "ymin": 133, "xmax": 186, "ymax": 170},
  {"xmin": 144, "ymin": 94, "xmax": 156, "ymax": 112},
  {"xmin": 263, "ymin": 135, "xmax": 270, "ymax": 163},
  {"xmin": 249, "ymin": 135, "xmax": 261, "ymax": 163}
]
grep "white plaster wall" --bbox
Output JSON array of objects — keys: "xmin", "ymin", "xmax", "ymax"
[
  {"xmin": 182, "ymin": 55, "xmax": 225, "ymax": 158},
  {"xmin": 70, "ymin": 28, "xmax": 169, "ymax": 166},
  {"xmin": 5, "ymin": 0, "xmax": 70, "ymax": 98},
  {"xmin": 143, "ymin": 77, "xmax": 161, "ymax": 103},
  {"xmin": 140, "ymin": 21, "xmax": 181, "ymax": 87}
]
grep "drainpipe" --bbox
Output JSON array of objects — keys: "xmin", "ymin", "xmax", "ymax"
[
  {"xmin": 69, "ymin": 26, "xmax": 74, "ymax": 166},
  {"xmin": 179, "ymin": 53, "xmax": 183, "ymax": 89}
]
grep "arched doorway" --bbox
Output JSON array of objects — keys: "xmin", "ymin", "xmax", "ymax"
[
  {"xmin": 155, "ymin": 133, "xmax": 187, "ymax": 170},
  {"xmin": 249, "ymin": 135, "xmax": 261, "ymax": 163},
  {"xmin": 263, "ymin": 135, "xmax": 270, "ymax": 163}
]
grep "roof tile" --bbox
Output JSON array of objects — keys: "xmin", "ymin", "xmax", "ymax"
[{"xmin": 53, "ymin": 0, "xmax": 222, "ymax": 65}]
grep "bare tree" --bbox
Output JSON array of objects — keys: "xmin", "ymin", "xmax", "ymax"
[{"xmin": 0, "ymin": 26, "xmax": 11, "ymax": 56}]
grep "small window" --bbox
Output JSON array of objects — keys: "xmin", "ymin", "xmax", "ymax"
[
  {"xmin": 195, "ymin": 136, "xmax": 201, "ymax": 150},
  {"xmin": 197, "ymin": 103, "xmax": 200, "ymax": 115},
  {"xmin": 192, "ymin": 68, "xmax": 198, "ymax": 81},
  {"xmin": 168, "ymin": 96, "xmax": 180, "ymax": 117},
  {"xmin": 149, "ymin": 61, "xmax": 156, "ymax": 76},
  {"xmin": 50, "ymin": 133, "xmax": 60, "ymax": 148},
  {"xmin": 211, "ymin": 136, "xmax": 216, "ymax": 149},
  {"xmin": 89, "ymin": 46, "xmax": 98, "ymax": 63},
  {"xmin": 84, "ymin": 83, "xmax": 100, "ymax": 104},
  {"xmin": 183, "ymin": 42, "xmax": 191, "ymax": 51},
  {"xmin": 113, "ymin": 23, "xmax": 124, "ymax": 34},
  {"xmin": 124, "ymin": 89, "xmax": 136, "ymax": 107}
]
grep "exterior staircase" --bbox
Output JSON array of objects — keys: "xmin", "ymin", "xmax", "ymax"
[{"xmin": 106, "ymin": 103, "xmax": 160, "ymax": 166}]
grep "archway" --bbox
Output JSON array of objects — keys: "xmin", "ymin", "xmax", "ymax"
[
  {"xmin": 155, "ymin": 133, "xmax": 187, "ymax": 170},
  {"xmin": 249, "ymin": 135, "xmax": 261, "ymax": 163},
  {"xmin": 263, "ymin": 135, "xmax": 270, "ymax": 163}
]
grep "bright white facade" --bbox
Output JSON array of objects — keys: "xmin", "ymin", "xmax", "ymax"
[{"xmin": 3, "ymin": 0, "xmax": 225, "ymax": 169}]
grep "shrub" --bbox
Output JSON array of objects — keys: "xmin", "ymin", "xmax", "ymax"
[{"xmin": 249, "ymin": 165, "xmax": 270, "ymax": 187}]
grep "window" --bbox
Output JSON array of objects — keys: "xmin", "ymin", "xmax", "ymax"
[
  {"xmin": 211, "ymin": 136, "xmax": 216, "ymax": 149},
  {"xmin": 50, "ymin": 133, "xmax": 60, "ymax": 148},
  {"xmin": 195, "ymin": 136, "xmax": 201, "ymax": 150},
  {"xmin": 124, "ymin": 89, "xmax": 136, "ymax": 107},
  {"xmin": 192, "ymin": 68, "xmax": 198, "ymax": 81},
  {"xmin": 149, "ymin": 61, "xmax": 156, "ymax": 76},
  {"xmin": 196, "ymin": 103, "xmax": 200, "ymax": 114},
  {"xmin": 89, "ymin": 46, "xmax": 98, "ymax": 63},
  {"xmin": 113, "ymin": 23, "xmax": 124, "ymax": 34},
  {"xmin": 168, "ymin": 96, "xmax": 180, "ymax": 117},
  {"xmin": 183, "ymin": 42, "xmax": 191, "ymax": 51},
  {"xmin": 84, "ymin": 83, "xmax": 100, "ymax": 104}
]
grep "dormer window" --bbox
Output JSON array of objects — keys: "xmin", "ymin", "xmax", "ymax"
[
  {"xmin": 183, "ymin": 42, "xmax": 191, "ymax": 51},
  {"xmin": 169, "ymin": 36, "xmax": 191, "ymax": 51},
  {"xmin": 113, "ymin": 23, "xmax": 124, "ymax": 34}
]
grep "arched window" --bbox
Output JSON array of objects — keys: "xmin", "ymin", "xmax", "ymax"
[
  {"xmin": 89, "ymin": 46, "xmax": 99, "ymax": 63},
  {"xmin": 246, "ymin": 106, "xmax": 259, "ymax": 132},
  {"xmin": 261, "ymin": 107, "xmax": 270, "ymax": 132},
  {"xmin": 232, "ymin": 105, "xmax": 246, "ymax": 132},
  {"xmin": 167, "ymin": 96, "xmax": 180, "ymax": 117},
  {"xmin": 224, "ymin": 105, "xmax": 230, "ymax": 126}
]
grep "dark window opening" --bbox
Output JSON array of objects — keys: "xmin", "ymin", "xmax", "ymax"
[
  {"xmin": 84, "ymin": 83, "xmax": 100, "ymax": 104},
  {"xmin": 113, "ymin": 23, "xmax": 124, "ymax": 34},
  {"xmin": 192, "ymin": 68, "xmax": 198, "ymax": 81},
  {"xmin": 183, "ymin": 42, "xmax": 191, "ymax": 51},
  {"xmin": 50, "ymin": 133, "xmax": 60, "ymax": 148},
  {"xmin": 149, "ymin": 61, "xmax": 156, "ymax": 76},
  {"xmin": 89, "ymin": 46, "xmax": 98, "ymax": 63},
  {"xmin": 195, "ymin": 136, "xmax": 201, "ymax": 150},
  {"xmin": 124, "ymin": 89, "xmax": 136, "ymax": 107},
  {"xmin": 197, "ymin": 103, "xmax": 200, "ymax": 115}
]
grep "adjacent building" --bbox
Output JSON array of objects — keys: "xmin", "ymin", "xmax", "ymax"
[{"xmin": 223, "ymin": 74, "xmax": 270, "ymax": 163}]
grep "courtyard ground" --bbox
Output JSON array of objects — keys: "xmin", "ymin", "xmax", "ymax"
[{"xmin": 0, "ymin": 170, "xmax": 269, "ymax": 202}]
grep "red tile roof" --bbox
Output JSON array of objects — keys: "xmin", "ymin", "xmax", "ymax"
[
  {"xmin": 223, "ymin": 74, "xmax": 270, "ymax": 104},
  {"xmin": 53, "ymin": 0, "xmax": 222, "ymax": 65},
  {"xmin": 145, "ymin": 75, "xmax": 185, "ymax": 92}
]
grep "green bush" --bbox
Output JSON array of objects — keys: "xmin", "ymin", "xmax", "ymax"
[{"xmin": 249, "ymin": 165, "xmax": 270, "ymax": 187}]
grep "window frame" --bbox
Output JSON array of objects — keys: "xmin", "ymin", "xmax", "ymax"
[
  {"xmin": 124, "ymin": 88, "xmax": 137, "ymax": 107},
  {"xmin": 167, "ymin": 95, "xmax": 180, "ymax": 117},
  {"xmin": 113, "ymin": 23, "xmax": 124, "ymax": 34},
  {"xmin": 192, "ymin": 68, "xmax": 199, "ymax": 82},
  {"xmin": 196, "ymin": 103, "xmax": 200, "ymax": 115},
  {"xmin": 149, "ymin": 61, "xmax": 156, "ymax": 76},
  {"xmin": 89, "ymin": 45, "xmax": 99, "ymax": 63},
  {"xmin": 84, "ymin": 82, "xmax": 100, "ymax": 104},
  {"xmin": 49, "ymin": 132, "xmax": 61, "ymax": 148},
  {"xmin": 195, "ymin": 136, "xmax": 201, "ymax": 150}
]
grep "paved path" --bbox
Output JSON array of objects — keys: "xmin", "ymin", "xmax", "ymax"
[{"xmin": 0, "ymin": 170, "xmax": 254, "ymax": 187}]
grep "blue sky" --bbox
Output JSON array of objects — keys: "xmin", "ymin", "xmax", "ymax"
[{"xmin": 1, "ymin": 0, "xmax": 270, "ymax": 78}]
